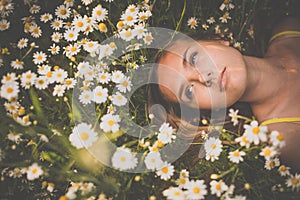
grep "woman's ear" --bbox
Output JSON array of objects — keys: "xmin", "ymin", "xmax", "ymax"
[{"xmin": 217, "ymin": 39, "xmax": 230, "ymax": 46}]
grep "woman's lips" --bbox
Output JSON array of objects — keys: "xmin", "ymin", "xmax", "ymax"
[{"xmin": 219, "ymin": 67, "xmax": 227, "ymax": 92}]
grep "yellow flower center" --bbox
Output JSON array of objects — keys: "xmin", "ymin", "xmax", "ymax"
[
  {"xmin": 252, "ymin": 127, "xmax": 260, "ymax": 135},
  {"xmin": 277, "ymin": 133, "xmax": 284, "ymax": 141},
  {"xmin": 120, "ymin": 156, "xmax": 126, "ymax": 162},
  {"xmin": 125, "ymin": 31, "xmax": 132, "ymax": 38},
  {"xmin": 108, "ymin": 120, "xmax": 115, "ymax": 126},
  {"xmin": 60, "ymin": 9, "xmax": 67, "ymax": 15},
  {"xmin": 264, "ymin": 149, "xmax": 271, "ymax": 156},
  {"xmin": 193, "ymin": 187, "xmax": 200, "ymax": 194},
  {"xmin": 211, "ymin": 144, "xmax": 216, "ymax": 149},
  {"xmin": 6, "ymin": 87, "xmax": 13, "ymax": 93},
  {"xmin": 233, "ymin": 151, "xmax": 240, "ymax": 157},
  {"xmin": 80, "ymin": 132, "xmax": 89, "ymax": 141},
  {"xmin": 32, "ymin": 168, "xmax": 38, "ymax": 174},
  {"xmin": 292, "ymin": 178, "xmax": 299, "ymax": 185},
  {"xmin": 161, "ymin": 167, "xmax": 168, "ymax": 174},
  {"xmin": 97, "ymin": 91, "xmax": 102, "ymax": 97},
  {"xmin": 96, "ymin": 10, "xmax": 102, "ymax": 16},
  {"xmin": 77, "ymin": 21, "xmax": 84, "ymax": 27},
  {"xmin": 126, "ymin": 16, "xmax": 133, "ymax": 21},
  {"xmin": 216, "ymin": 184, "xmax": 221, "ymax": 190}
]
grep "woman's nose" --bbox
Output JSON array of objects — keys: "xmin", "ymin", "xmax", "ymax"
[{"xmin": 198, "ymin": 71, "xmax": 213, "ymax": 87}]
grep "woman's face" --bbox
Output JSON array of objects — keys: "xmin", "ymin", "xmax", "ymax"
[{"xmin": 157, "ymin": 39, "xmax": 248, "ymax": 109}]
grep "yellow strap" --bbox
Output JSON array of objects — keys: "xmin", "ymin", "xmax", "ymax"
[
  {"xmin": 269, "ymin": 30, "xmax": 300, "ymax": 43},
  {"xmin": 261, "ymin": 117, "xmax": 300, "ymax": 126}
]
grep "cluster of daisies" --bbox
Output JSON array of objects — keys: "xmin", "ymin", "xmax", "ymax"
[{"xmin": 0, "ymin": 0, "xmax": 14, "ymax": 31}]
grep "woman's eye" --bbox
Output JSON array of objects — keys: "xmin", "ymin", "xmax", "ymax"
[
  {"xmin": 185, "ymin": 85, "xmax": 193, "ymax": 100},
  {"xmin": 190, "ymin": 52, "xmax": 197, "ymax": 65}
]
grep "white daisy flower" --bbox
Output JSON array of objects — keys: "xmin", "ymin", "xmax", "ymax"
[
  {"xmin": 206, "ymin": 17, "xmax": 215, "ymax": 24},
  {"xmin": 111, "ymin": 147, "xmax": 138, "ymax": 171},
  {"xmin": 143, "ymin": 32, "xmax": 153, "ymax": 45},
  {"xmin": 1, "ymin": 72, "xmax": 17, "ymax": 84},
  {"xmin": 228, "ymin": 108, "xmax": 239, "ymax": 126},
  {"xmin": 51, "ymin": 19, "xmax": 64, "ymax": 30},
  {"xmin": 97, "ymin": 44, "xmax": 114, "ymax": 60},
  {"xmin": 53, "ymin": 84, "xmax": 66, "ymax": 97},
  {"xmin": 48, "ymin": 44, "xmax": 60, "ymax": 55},
  {"xmin": 210, "ymin": 180, "xmax": 228, "ymax": 197},
  {"xmin": 29, "ymin": 4, "xmax": 40, "ymax": 14},
  {"xmin": 79, "ymin": 90, "xmax": 93, "ymax": 105},
  {"xmin": 29, "ymin": 24, "xmax": 42, "ymax": 38},
  {"xmin": 286, "ymin": 173, "xmax": 300, "ymax": 191},
  {"xmin": 4, "ymin": 101, "xmax": 20, "ymax": 114},
  {"xmin": 20, "ymin": 70, "xmax": 37, "ymax": 89},
  {"xmin": 35, "ymin": 76, "xmax": 49, "ymax": 90},
  {"xmin": 259, "ymin": 146, "xmax": 277, "ymax": 160},
  {"xmin": 119, "ymin": 28, "xmax": 136, "ymax": 41},
  {"xmin": 177, "ymin": 177, "xmax": 189, "ymax": 190},
  {"xmin": 243, "ymin": 120, "xmax": 268, "ymax": 145},
  {"xmin": 278, "ymin": 165, "xmax": 291, "ymax": 177},
  {"xmin": 162, "ymin": 187, "xmax": 186, "ymax": 200},
  {"xmin": 144, "ymin": 151, "xmax": 163, "ymax": 170},
  {"xmin": 264, "ymin": 157, "xmax": 280, "ymax": 170},
  {"xmin": 97, "ymin": 71, "xmax": 110, "ymax": 84},
  {"xmin": 111, "ymin": 70, "xmax": 124, "ymax": 83},
  {"xmin": 219, "ymin": 0, "xmax": 235, "ymax": 11},
  {"xmin": 204, "ymin": 137, "xmax": 223, "ymax": 162},
  {"xmin": 83, "ymin": 40, "xmax": 99, "ymax": 53},
  {"xmin": 51, "ymin": 32, "xmax": 62, "ymax": 43},
  {"xmin": 7, "ymin": 132, "xmax": 23, "ymax": 143},
  {"xmin": 156, "ymin": 162, "xmax": 174, "ymax": 181},
  {"xmin": 64, "ymin": 29, "xmax": 79, "ymax": 42},
  {"xmin": 228, "ymin": 149, "xmax": 246, "ymax": 163},
  {"xmin": 125, "ymin": 4, "xmax": 138, "ymax": 15},
  {"xmin": 72, "ymin": 16, "xmax": 88, "ymax": 32},
  {"xmin": 92, "ymin": 4, "xmax": 108, "ymax": 22},
  {"xmin": 17, "ymin": 38, "xmax": 28, "ymax": 49},
  {"xmin": 40, "ymin": 13, "xmax": 53, "ymax": 23},
  {"xmin": 0, "ymin": 19, "xmax": 10, "ymax": 31},
  {"xmin": 269, "ymin": 130, "xmax": 285, "ymax": 148},
  {"xmin": 138, "ymin": 10, "xmax": 152, "ymax": 22},
  {"xmin": 100, "ymin": 113, "xmax": 120, "ymax": 133},
  {"xmin": 121, "ymin": 11, "xmax": 138, "ymax": 26},
  {"xmin": 187, "ymin": 17, "xmax": 198, "ymax": 29},
  {"xmin": 235, "ymin": 135, "xmax": 251, "ymax": 148},
  {"xmin": 111, "ymin": 92, "xmax": 127, "ymax": 106},
  {"xmin": 64, "ymin": 43, "xmax": 81, "ymax": 57},
  {"xmin": 116, "ymin": 76, "xmax": 131, "ymax": 93},
  {"xmin": 37, "ymin": 64, "xmax": 51, "ymax": 75},
  {"xmin": 80, "ymin": 182, "xmax": 95, "ymax": 194},
  {"xmin": 33, "ymin": 51, "xmax": 47, "ymax": 65},
  {"xmin": 157, "ymin": 122, "xmax": 176, "ymax": 144},
  {"xmin": 26, "ymin": 163, "xmax": 43, "ymax": 181},
  {"xmin": 81, "ymin": 0, "xmax": 93, "ymax": 6},
  {"xmin": 77, "ymin": 61, "xmax": 92, "ymax": 77},
  {"xmin": 93, "ymin": 86, "xmax": 108, "ymax": 104},
  {"xmin": 55, "ymin": 4, "xmax": 70, "ymax": 19},
  {"xmin": 184, "ymin": 180, "xmax": 207, "ymax": 200},
  {"xmin": 53, "ymin": 68, "xmax": 68, "ymax": 83},
  {"xmin": 69, "ymin": 122, "xmax": 98, "ymax": 149},
  {"xmin": 219, "ymin": 12, "xmax": 231, "ymax": 23},
  {"xmin": 64, "ymin": 0, "xmax": 74, "ymax": 7},
  {"xmin": 15, "ymin": 115, "xmax": 32, "ymax": 126},
  {"xmin": 64, "ymin": 78, "xmax": 77, "ymax": 89},
  {"xmin": 10, "ymin": 59, "xmax": 24, "ymax": 70}
]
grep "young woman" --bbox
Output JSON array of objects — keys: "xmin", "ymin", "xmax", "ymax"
[{"xmin": 148, "ymin": 17, "xmax": 300, "ymax": 170}]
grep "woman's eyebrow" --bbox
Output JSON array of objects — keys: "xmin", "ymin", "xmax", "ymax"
[{"xmin": 183, "ymin": 46, "xmax": 190, "ymax": 64}]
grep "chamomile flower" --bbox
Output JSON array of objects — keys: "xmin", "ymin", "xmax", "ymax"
[
  {"xmin": 157, "ymin": 122, "xmax": 176, "ymax": 144},
  {"xmin": 83, "ymin": 40, "xmax": 99, "ymax": 53},
  {"xmin": 10, "ymin": 59, "xmax": 24, "ymax": 70},
  {"xmin": 30, "ymin": 24, "xmax": 42, "ymax": 38},
  {"xmin": 111, "ymin": 92, "xmax": 127, "ymax": 106},
  {"xmin": 243, "ymin": 120, "xmax": 268, "ymax": 145},
  {"xmin": 20, "ymin": 70, "xmax": 37, "ymax": 89},
  {"xmin": 97, "ymin": 71, "xmax": 110, "ymax": 84},
  {"xmin": 93, "ymin": 86, "xmax": 108, "ymax": 104},
  {"xmin": 53, "ymin": 84, "xmax": 66, "ymax": 97},
  {"xmin": 79, "ymin": 90, "xmax": 93, "ymax": 105},
  {"xmin": 133, "ymin": 24, "xmax": 146, "ymax": 39},
  {"xmin": 116, "ymin": 76, "xmax": 131, "ymax": 93},
  {"xmin": 69, "ymin": 122, "xmax": 98, "ymax": 149},
  {"xmin": 119, "ymin": 28, "xmax": 136, "ymax": 41},
  {"xmin": 138, "ymin": 10, "xmax": 152, "ymax": 22},
  {"xmin": 51, "ymin": 32, "xmax": 62, "ymax": 43},
  {"xmin": 144, "ymin": 151, "xmax": 163, "ymax": 170},
  {"xmin": 228, "ymin": 149, "xmax": 246, "ymax": 163},
  {"xmin": 2, "ymin": 72, "xmax": 17, "ymax": 84},
  {"xmin": 81, "ymin": 0, "xmax": 93, "ymax": 6},
  {"xmin": 26, "ymin": 163, "xmax": 43, "ymax": 181},
  {"xmin": 187, "ymin": 17, "xmax": 198, "ymax": 29},
  {"xmin": 35, "ymin": 76, "xmax": 49, "ymax": 90},
  {"xmin": 121, "ymin": 11, "xmax": 138, "ymax": 26},
  {"xmin": 17, "ymin": 38, "xmax": 28, "ymax": 49},
  {"xmin": 259, "ymin": 146, "xmax": 277, "ymax": 160},
  {"xmin": 264, "ymin": 157, "xmax": 280, "ymax": 170},
  {"xmin": 77, "ymin": 61, "xmax": 92, "ymax": 77},
  {"xmin": 100, "ymin": 113, "xmax": 120, "ymax": 133},
  {"xmin": 286, "ymin": 173, "xmax": 300, "ymax": 191},
  {"xmin": 126, "ymin": 4, "xmax": 138, "ymax": 15},
  {"xmin": 64, "ymin": 43, "xmax": 81, "ymax": 57},
  {"xmin": 33, "ymin": 51, "xmax": 47, "ymax": 65},
  {"xmin": 111, "ymin": 147, "xmax": 138, "ymax": 170},
  {"xmin": 228, "ymin": 108, "xmax": 239, "ymax": 126},
  {"xmin": 143, "ymin": 32, "xmax": 153, "ymax": 45},
  {"xmin": 7, "ymin": 132, "xmax": 22, "ymax": 143},
  {"xmin": 269, "ymin": 130, "xmax": 285, "ymax": 148},
  {"xmin": 111, "ymin": 70, "xmax": 124, "ymax": 83},
  {"xmin": 64, "ymin": 0, "xmax": 74, "ymax": 7},
  {"xmin": 4, "ymin": 101, "xmax": 20, "ymax": 114},
  {"xmin": 156, "ymin": 162, "xmax": 174, "ymax": 181},
  {"xmin": 55, "ymin": 4, "xmax": 70, "ymax": 19},
  {"xmin": 51, "ymin": 19, "xmax": 64, "ymax": 30},
  {"xmin": 64, "ymin": 78, "xmax": 77, "ymax": 89},
  {"xmin": 40, "ymin": 13, "xmax": 53, "ymax": 23},
  {"xmin": 92, "ymin": 4, "xmax": 108, "ymax": 22},
  {"xmin": 64, "ymin": 29, "xmax": 79, "ymax": 42},
  {"xmin": 72, "ymin": 16, "xmax": 88, "ymax": 32},
  {"xmin": 235, "ymin": 135, "xmax": 251, "ymax": 148},
  {"xmin": 184, "ymin": 180, "xmax": 207, "ymax": 200},
  {"xmin": 162, "ymin": 187, "xmax": 186, "ymax": 200},
  {"xmin": 38, "ymin": 64, "xmax": 51, "ymax": 75},
  {"xmin": 48, "ymin": 44, "xmax": 60, "ymax": 55},
  {"xmin": 278, "ymin": 165, "xmax": 291, "ymax": 177},
  {"xmin": 204, "ymin": 137, "xmax": 223, "ymax": 162},
  {"xmin": 210, "ymin": 180, "xmax": 228, "ymax": 197},
  {"xmin": 80, "ymin": 182, "xmax": 95, "ymax": 194},
  {"xmin": 219, "ymin": 12, "xmax": 231, "ymax": 23},
  {"xmin": 0, "ymin": 19, "xmax": 10, "ymax": 31},
  {"xmin": 53, "ymin": 68, "xmax": 68, "ymax": 83},
  {"xmin": 219, "ymin": 0, "xmax": 235, "ymax": 11},
  {"xmin": 98, "ymin": 22, "xmax": 107, "ymax": 33},
  {"xmin": 207, "ymin": 17, "xmax": 216, "ymax": 24},
  {"xmin": 29, "ymin": 4, "xmax": 40, "ymax": 14}
]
